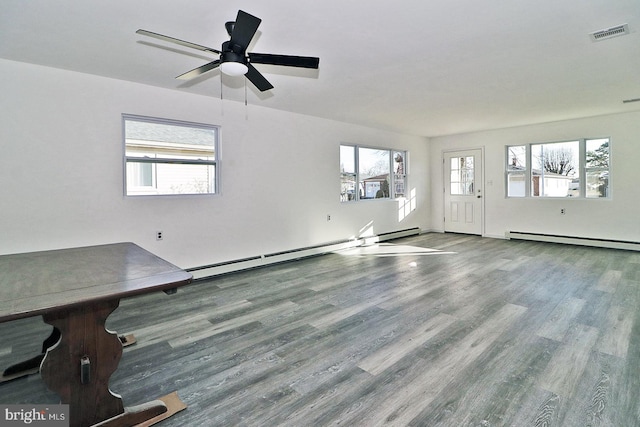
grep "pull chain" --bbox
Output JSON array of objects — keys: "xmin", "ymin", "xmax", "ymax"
[
  {"xmin": 220, "ymin": 78, "xmax": 224, "ymax": 116},
  {"xmin": 244, "ymin": 78, "xmax": 249, "ymax": 120}
]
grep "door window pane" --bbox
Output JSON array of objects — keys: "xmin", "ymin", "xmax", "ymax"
[{"xmin": 450, "ymin": 156, "xmax": 474, "ymax": 195}]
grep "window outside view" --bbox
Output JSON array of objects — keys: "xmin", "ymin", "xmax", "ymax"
[
  {"xmin": 124, "ymin": 116, "xmax": 218, "ymax": 196},
  {"xmin": 531, "ymin": 141, "xmax": 579, "ymax": 197},
  {"xmin": 585, "ymin": 138, "xmax": 610, "ymax": 198},
  {"xmin": 340, "ymin": 145, "xmax": 357, "ymax": 201},
  {"xmin": 359, "ymin": 147, "xmax": 391, "ymax": 199},
  {"xmin": 450, "ymin": 156, "xmax": 474, "ymax": 196},
  {"xmin": 507, "ymin": 145, "xmax": 526, "ymax": 197},
  {"xmin": 340, "ymin": 145, "xmax": 407, "ymax": 202},
  {"xmin": 393, "ymin": 151, "xmax": 406, "ymax": 198},
  {"xmin": 506, "ymin": 138, "xmax": 609, "ymax": 198}
]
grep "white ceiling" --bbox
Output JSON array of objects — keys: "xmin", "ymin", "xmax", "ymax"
[{"xmin": 1, "ymin": 0, "xmax": 639, "ymax": 137}]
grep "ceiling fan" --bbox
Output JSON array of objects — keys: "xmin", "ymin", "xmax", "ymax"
[{"xmin": 136, "ymin": 10, "xmax": 320, "ymax": 92}]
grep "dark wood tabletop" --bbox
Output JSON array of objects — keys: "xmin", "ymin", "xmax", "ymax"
[{"xmin": 0, "ymin": 242, "xmax": 193, "ymax": 323}]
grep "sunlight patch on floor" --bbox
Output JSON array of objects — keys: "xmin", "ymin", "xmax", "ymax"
[{"xmin": 335, "ymin": 243, "xmax": 456, "ymax": 258}]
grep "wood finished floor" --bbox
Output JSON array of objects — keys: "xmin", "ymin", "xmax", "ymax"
[{"xmin": 1, "ymin": 233, "xmax": 640, "ymax": 426}]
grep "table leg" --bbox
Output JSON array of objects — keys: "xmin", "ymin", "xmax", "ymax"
[
  {"xmin": 40, "ymin": 299, "xmax": 168, "ymax": 427},
  {"xmin": 40, "ymin": 300, "xmax": 124, "ymax": 426},
  {"xmin": 3, "ymin": 329, "xmax": 136, "ymax": 384},
  {"xmin": 1, "ymin": 328, "xmax": 61, "ymax": 381}
]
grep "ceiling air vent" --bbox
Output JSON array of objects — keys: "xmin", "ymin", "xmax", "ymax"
[{"xmin": 589, "ymin": 23, "xmax": 630, "ymax": 42}]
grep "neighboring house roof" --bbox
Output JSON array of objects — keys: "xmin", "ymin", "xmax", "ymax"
[
  {"xmin": 363, "ymin": 174, "xmax": 390, "ymax": 182},
  {"xmin": 126, "ymin": 120, "xmax": 215, "ymax": 146}
]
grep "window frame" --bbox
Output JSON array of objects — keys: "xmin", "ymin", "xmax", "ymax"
[
  {"xmin": 123, "ymin": 114, "xmax": 220, "ymax": 197},
  {"xmin": 506, "ymin": 145, "xmax": 527, "ymax": 197},
  {"xmin": 584, "ymin": 138, "xmax": 611, "ymax": 198},
  {"xmin": 393, "ymin": 150, "xmax": 408, "ymax": 199},
  {"xmin": 340, "ymin": 144, "xmax": 408, "ymax": 202},
  {"xmin": 505, "ymin": 138, "xmax": 610, "ymax": 199}
]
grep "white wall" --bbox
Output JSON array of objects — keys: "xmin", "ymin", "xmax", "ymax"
[
  {"xmin": 0, "ymin": 59, "xmax": 430, "ymax": 268},
  {"xmin": 430, "ymin": 111, "xmax": 640, "ymax": 242}
]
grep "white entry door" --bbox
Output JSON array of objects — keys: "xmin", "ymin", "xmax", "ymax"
[{"xmin": 444, "ymin": 149, "xmax": 483, "ymax": 235}]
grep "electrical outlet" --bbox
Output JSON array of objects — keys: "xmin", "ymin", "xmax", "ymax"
[
  {"xmin": 560, "ymin": 208, "xmax": 565, "ymax": 215},
  {"xmin": 156, "ymin": 231, "xmax": 163, "ymax": 240}
]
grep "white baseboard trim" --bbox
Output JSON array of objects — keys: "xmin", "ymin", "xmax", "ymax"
[
  {"xmin": 507, "ymin": 231, "xmax": 640, "ymax": 251},
  {"xmin": 484, "ymin": 233, "xmax": 507, "ymax": 240},
  {"xmin": 188, "ymin": 227, "xmax": 422, "ymax": 280}
]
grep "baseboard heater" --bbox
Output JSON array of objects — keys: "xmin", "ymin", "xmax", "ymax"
[
  {"xmin": 188, "ymin": 227, "xmax": 421, "ymax": 280},
  {"xmin": 362, "ymin": 227, "xmax": 422, "ymax": 245},
  {"xmin": 507, "ymin": 231, "xmax": 640, "ymax": 252}
]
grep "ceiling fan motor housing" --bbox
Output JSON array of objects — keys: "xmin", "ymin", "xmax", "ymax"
[
  {"xmin": 220, "ymin": 40, "xmax": 248, "ymax": 75},
  {"xmin": 221, "ymin": 50, "xmax": 247, "ymax": 65},
  {"xmin": 223, "ymin": 40, "xmax": 245, "ymax": 53}
]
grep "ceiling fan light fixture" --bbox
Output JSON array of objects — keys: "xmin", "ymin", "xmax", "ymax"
[
  {"xmin": 220, "ymin": 51, "xmax": 248, "ymax": 76},
  {"xmin": 220, "ymin": 61, "xmax": 248, "ymax": 76}
]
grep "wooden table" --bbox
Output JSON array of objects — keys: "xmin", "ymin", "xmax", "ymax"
[{"xmin": 0, "ymin": 242, "xmax": 192, "ymax": 427}]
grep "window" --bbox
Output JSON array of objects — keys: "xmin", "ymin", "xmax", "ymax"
[
  {"xmin": 123, "ymin": 115, "xmax": 219, "ymax": 196},
  {"xmin": 340, "ymin": 145, "xmax": 357, "ymax": 201},
  {"xmin": 531, "ymin": 140, "xmax": 579, "ymax": 197},
  {"xmin": 450, "ymin": 156, "xmax": 475, "ymax": 195},
  {"xmin": 585, "ymin": 138, "xmax": 610, "ymax": 198},
  {"xmin": 393, "ymin": 151, "xmax": 407, "ymax": 198},
  {"xmin": 506, "ymin": 138, "xmax": 610, "ymax": 198},
  {"xmin": 360, "ymin": 147, "xmax": 390, "ymax": 199},
  {"xmin": 340, "ymin": 144, "xmax": 408, "ymax": 202},
  {"xmin": 506, "ymin": 145, "xmax": 526, "ymax": 197}
]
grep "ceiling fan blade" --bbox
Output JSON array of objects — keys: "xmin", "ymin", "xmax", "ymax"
[
  {"xmin": 229, "ymin": 10, "xmax": 261, "ymax": 51},
  {"xmin": 248, "ymin": 53, "xmax": 319, "ymax": 69},
  {"xmin": 245, "ymin": 63, "xmax": 274, "ymax": 92},
  {"xmin": 136, "ymin": 29, "xmax": 221, "ymax": 54},
  {"xmin": 176, "ymin": 60, "xmax": 221, "ymax": 80}
]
